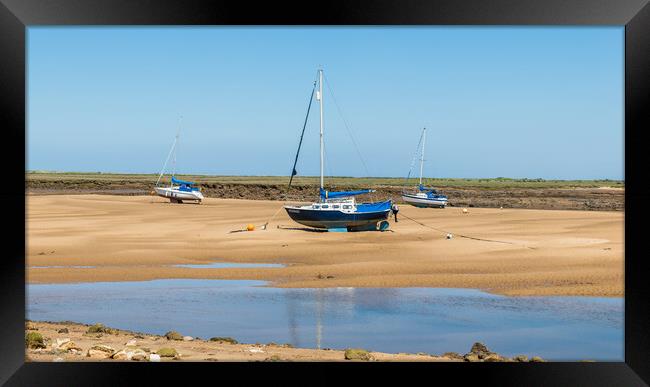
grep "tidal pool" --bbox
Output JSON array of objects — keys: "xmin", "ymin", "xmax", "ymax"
[{"xmin": 26, "ymin": 279, "xmax": 623, "ymax": 360}]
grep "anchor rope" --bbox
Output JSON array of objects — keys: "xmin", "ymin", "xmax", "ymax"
[
  {"xmin": 398, "ymin": 212, "xmax": 537, "ymax": 250},
  {"xmin": 262, "ymin": 205, "xmax": 285, "ymax": 229}
]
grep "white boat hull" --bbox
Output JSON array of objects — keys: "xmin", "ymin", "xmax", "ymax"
[
  {"xmin": 154, "ymin": 187, "xmax": 204, "ymax": 202},
  {"xmin": 402, "ymin": 194, "xmax": 447, "ymax": 208}
]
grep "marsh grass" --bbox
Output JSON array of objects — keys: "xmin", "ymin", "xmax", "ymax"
[{"xmin": 26, "ymin": 172, "xmax": 624, "ymax": 190}]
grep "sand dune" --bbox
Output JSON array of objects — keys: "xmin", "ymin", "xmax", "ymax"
[{"xmin": 26, "ymin": 194, "xmax": 623, "ymax": 296}]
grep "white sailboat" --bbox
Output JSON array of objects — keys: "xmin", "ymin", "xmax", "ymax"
[
  {"xmin": 401, "ymin": 127, "xmax": 448, "ymax": 208},
  {"xmin": 153, "ymin": 120, "xmax": 204, "ymax": 204}
]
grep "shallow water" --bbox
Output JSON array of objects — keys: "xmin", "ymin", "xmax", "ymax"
[
  {"xmin": 26, "ymin": 279, "xmax": 623, "ymax": 360},
  {"xmin": 172, "ymin": 262, "xmax": 284, "ymax": 269}
]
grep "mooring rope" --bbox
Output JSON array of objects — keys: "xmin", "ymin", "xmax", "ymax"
[
  {"xmin": 262, "ymin": 205, "xmax": 285, "ymax": 229},
  {"xmin": 398, "ymin": 212, "xmax": 537, "ymax": 250}
]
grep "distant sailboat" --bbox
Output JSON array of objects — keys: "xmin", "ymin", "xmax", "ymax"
[
  {"xmin": 401, "ymin": 127, "xmax": 448, "ymax": 208},
  {"xmin": 153, "ymin": 120, "xmax": 204, "ymax": 204},
  {"xmin": 284, "ymin": 69, "xmax": 392, "ymax": 231}
]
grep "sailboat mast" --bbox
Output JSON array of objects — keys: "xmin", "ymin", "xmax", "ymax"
[
  {"xmin": 319, "ymin": 69, "xmax": 324, "ymax": 190},
  {"xmin": 171, "ymin": 117, "xmax": 182, "ymax": 186},
  {"xmin": 419, "ymin": 127, "xmax": 426, "ymax": 185}
]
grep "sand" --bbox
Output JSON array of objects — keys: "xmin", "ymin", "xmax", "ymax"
[{"xmin": 26, "ymin": 194, "xmax": 624, "ymax": 297}]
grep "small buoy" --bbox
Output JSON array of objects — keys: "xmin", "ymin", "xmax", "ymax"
[
  {"xmin": 500, "ymin": 206, "xmax": 503, "ymax": 209},
  {"xmin": 246, "ymin": 224, "xmax": 255, "ymax": 231},
  {"xmin": 446, "ymin": 233, "xmax": 453, "ymax": 239},
  {"xmin": 462, "ymin": 208, "xmax": 469, "ymax": 214}
]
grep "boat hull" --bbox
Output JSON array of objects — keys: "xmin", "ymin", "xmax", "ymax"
[
  {"xmin": 402, "ymin": 194, "xmax": 447, "ymax": 208},
  {"xmin": 284, "ymin": 206, "xmax": 391, "ymax": 229},
  {"xmin": 154, "ymin": 187, "xmax": 204, "ymax": 202}
]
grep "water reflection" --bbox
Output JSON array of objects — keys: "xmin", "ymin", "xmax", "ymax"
[{"xmin": 26, "ymin": 279, "xmax": 623, "ymax": 360}]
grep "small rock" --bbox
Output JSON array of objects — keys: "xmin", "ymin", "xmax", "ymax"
[
  {"xmin": 483, "ymin": 353, "xmax": 504, "ymax": 362},
  {"xmin": 111, "ymin": 349, "xmax": 131, "ymax": 360},
  {"xmin": 53, "ymin": 357, "xmax": 64, "ymax": 362},
  {"xmin": 344, "ymin": 348, "xmax": 372, "ymax": 361},
  {"xmin": 86, "ymin": 323, "xmax": 103, "ymax": 333},
  {"xmin": 530, "ymin": 356, "xmax": 545, "ymax": 362},
  {"xmin": 149, "ymin": 354, "xmax": 161, "ymax": 362},
  {"xmin": 513, "ymin": 355, "xmax": 529, "ymax": 362},
  {"xmin": 156, "ymin": 347, "xmax": 178, "ymax": 357},
  {"xmin": 55, "ymin": 338, "xmax": 70, "ymax": 347},
  {"xmin": 265, "ymin": 355, "xmax": 282, "ymax": 362},
  {"xmin": 57, "ymin": 328, "xmax": 69, "ymax": 334},
  {"xmin": 467, "ymin": 342, "xmax": 495, "ymax": 359},
  {"xmin": 131, "ymin": 349, "xmax": 148, "ymax": 361},
  {"xmin": 58, "ymin": 340, "xmax": 82, "ymax": 352},
  {"xmin": 87, "ymin": 349, "xmax": 112, "ymax": 359},
  {"xmin": 125, "ymin": 339, "xmax": 137, "ymax": 347},
  {"xmin": 464, "ymin": 353, "xmax": 481, "ymax": 362},
  {"xmin": 164, "ymin": 331, "xmax": 183, "ymax": 341},
  {"xmin": 182, "ymin": 336, "xmax": 193, "ymax": 341},
  {"xmin": 470, "ymin": 342, "xmax": 490, "ymax": 354},
  {"xmin": 111, "ymin": 348, "xmax": 148, "ymax": 361},
  {"xmin": 86, "ymin": 344, "xmax": 115, "ymax": 359},
  {"xmin": 443, "ymin": 352, "xmax": 464, "ymax": 360},
  {"xmin": 209, "ymin": 337, "xmax": 238, "ymax": 344}
]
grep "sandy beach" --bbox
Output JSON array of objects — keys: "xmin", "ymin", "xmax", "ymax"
[{"xmin": 25, "ymin": 194, "xmax": 623, "ymax": 297}]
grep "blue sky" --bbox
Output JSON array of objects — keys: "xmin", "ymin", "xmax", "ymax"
[{"xmin": 27, "ymin": 27, "xmax": 624, "ymax": 180}]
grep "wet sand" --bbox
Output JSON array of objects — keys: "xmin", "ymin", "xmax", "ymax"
[{"xmin": 26, "ymin": 194, "xmax": 624, "ymax": 296}]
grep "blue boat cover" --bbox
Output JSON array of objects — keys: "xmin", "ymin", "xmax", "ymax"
[
  {"xmin": 356, "ymin": 200, "xmax": 392, "ymax": 213},
  {"xmin": 418, "ymin": 184, "xmax": 437, "ymax": 193},
  {"xmin": 418, "ymin": 184, "xmax": 447, "ymax": 199},
  {"xmin": 172, "ymin": 176, "xmax": 196, "ymax": 186},
  {"xmin": 320, "ymin": 187, "xmax": 374, "ymax": 200}
]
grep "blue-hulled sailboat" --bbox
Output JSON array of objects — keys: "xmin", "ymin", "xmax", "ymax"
[
  {"xmin": 402, "ymin": 127, "xmax": 448, "ymax": 208},
  {"xmin": 284, "ymin": 69, "xmax": 392, "ymax": 231},
  {"xmin": 153, "ymin": 120, "xmax": 204, "ymax": 204}
]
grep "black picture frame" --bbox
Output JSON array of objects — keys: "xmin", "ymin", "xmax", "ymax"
[{"xmin": 3, "ymin": 0, "xmax": 649, "ymax": 385}]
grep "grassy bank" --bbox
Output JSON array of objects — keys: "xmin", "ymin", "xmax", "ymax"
[{"xmin": 27, "ymin": 171, "xmax": 624, "ymax": 189}]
